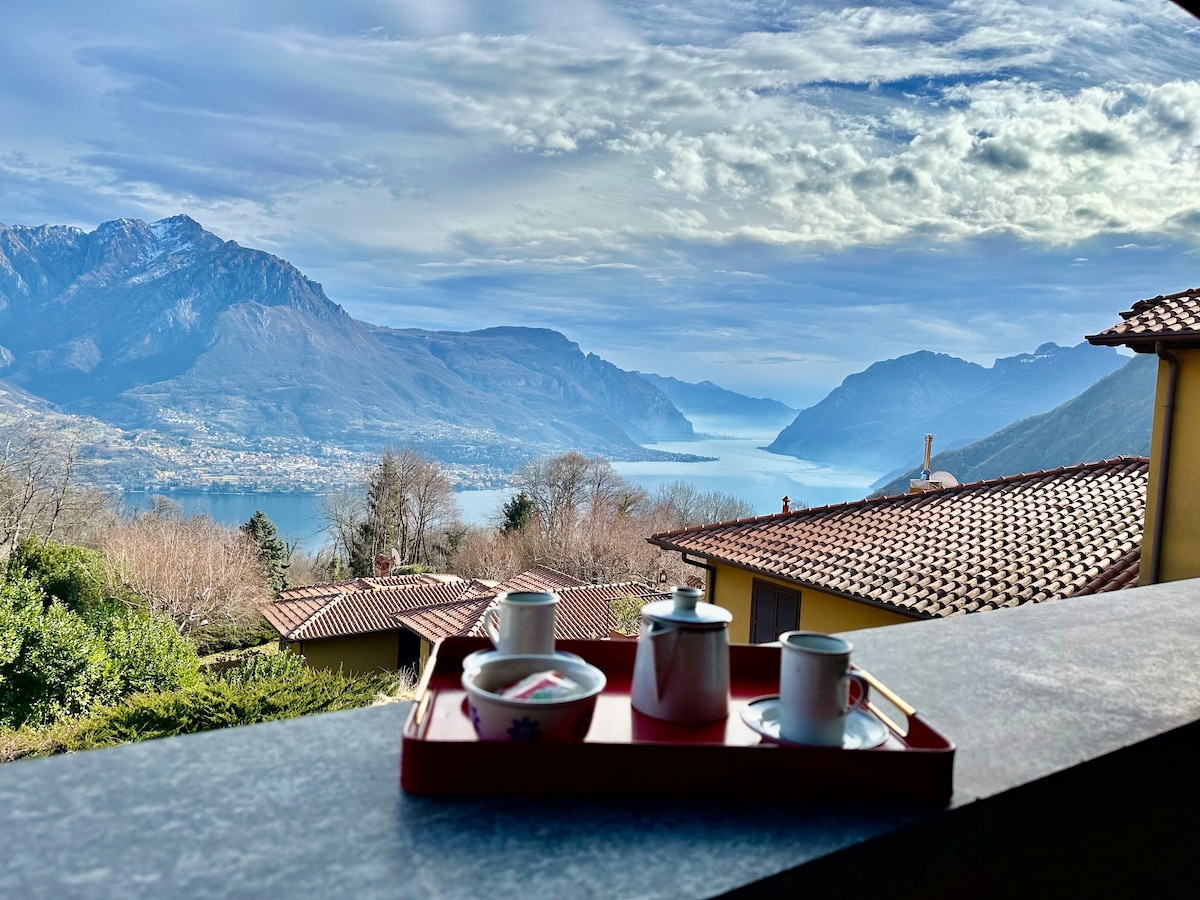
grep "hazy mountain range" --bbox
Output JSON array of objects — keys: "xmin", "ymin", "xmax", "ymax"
[
  {"xmin": 872, "ymin": 353, "xmax": 1156, "ymax": 496},
  {"xmin": 636, "ymin": 373, "xmax": 797, "ymax": 437},
  {"xmin": 766, "ymin": 342, "xmax": 1128, "ymax": 472},
  {"xmin": 0, "ymin": 214, "xmax": 1155, "ymax": 492},
  {"xmin": 0, "ymin": 216, "xmax": 705, "ymax": 469}
]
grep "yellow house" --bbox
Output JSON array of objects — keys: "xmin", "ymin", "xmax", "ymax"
[
  {"xmin": 261, "ymin": 573, "xmax": 482, "ymax": 674},
  {"xmin": 1087, "ymin": 288, "xmax": 1200, "ymax": 585},
  {"xmin": 648, "ymin": 458, "xmax": 1146, "ymax": 642}
]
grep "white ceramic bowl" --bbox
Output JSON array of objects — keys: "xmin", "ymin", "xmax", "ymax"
[
  {"xmin": 461, "ymin": 654, "xmax": 606, "ymax": 742},
  {"xmin": 461, "ymin": 647, "xmax": 583, "ymax": 674}
]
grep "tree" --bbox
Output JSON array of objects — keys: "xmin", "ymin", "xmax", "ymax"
[
  {"xmin": 649, "ymin": 480, "xmax": 757, "ymax": 530},
  {"xmin": 0, "ymin": 576, "xmax": 112, "ymax": 729},
  {"xmin": 325, "ymin": 448, "xmax": 461, "ymax": 576},
  {"xmin": 100, "ymin": 511, "xmax": 270, "ymax": 634},
  {"xmin": 0, "ymin": 417, "xmax": 111, "ymax": 556},
  {"xmin": 242, "ymin": 510, "xmax": 289, "ymax": 595},
  {"xmin": 501, "ymin": 492, "xmax": 534, "ymax": 533},
  {"xmin": 514, "ymin": 451, "xmax": 643, "ymax": 540},
  {"xmin": 5, "ymin": 537, "xmax": 113, "ymax": 614}
]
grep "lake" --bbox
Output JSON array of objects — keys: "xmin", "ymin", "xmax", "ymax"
[{"xmin": 120, "ymin": 437, "xmax": 882, "ymax": 554}]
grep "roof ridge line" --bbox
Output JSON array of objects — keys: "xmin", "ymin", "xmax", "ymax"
[
  {"xmin": 649, "ymin": 456, "xmax": 1150, "ymax": 541},
  {"xmin": 291, "ymin": 592, "xmax": 345, "ymax": 640}
]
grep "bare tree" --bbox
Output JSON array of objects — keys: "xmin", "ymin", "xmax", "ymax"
[
  {"xmin": 101, "ymin": 512, "xmax": 270, "ymax": 633},
  {"xmin": 456, "ymin": 451, "xmax": 700, "ymax": 586},
  {"xmin": 448, "ymin": 526, "xmax": 524, "ymax": 581},
  {"xmin": 320, "ymin": 448, "xmax": 461, "ymax": 575},
  {"xmin": 650, "ymin": 480, "xmax": 756, "ymax": 530},
  {"xmin": 0, "ymin": 417, "xmax": 112, "ymax": 556},
  {"xmin": 319, "ymin": 487, "xmax": 366, "ymax": 569}
]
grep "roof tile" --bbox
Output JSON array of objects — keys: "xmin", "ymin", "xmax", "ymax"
[
  {"xmin": 1087, "ymin": 288, "xmax": 1200, "ymax": 348},
  {"xmin": 649, "ymin": 457, "xmax": 1147, "ymax": 619}
]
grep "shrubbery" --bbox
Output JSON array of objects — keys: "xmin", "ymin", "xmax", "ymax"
[
  {"xmin": 5, "ymin": 537, "xmax": 114, "ymax": 614},
  {"xmin": 1, "ymin": 666, "xmax": 412, "ymax": 761},
  {"xmin": 97, "ymin": 610, "xmax": 202, "ymax": 697},
  {"xmin": 0, "ymin": 576, "xmax": 112, "ymax": 728},
  {"xmin": 0, "ymin": 575, "xmax": 203, "ymax": 729}
]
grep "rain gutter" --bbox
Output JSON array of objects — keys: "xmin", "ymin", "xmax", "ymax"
[
  {"xmin": 682, "ymin": 552, "xmax": 717, "ymax": 597},
  {"xmin": 1149, "ymin": 341, "xmax": 1178, "ymax": 585}
]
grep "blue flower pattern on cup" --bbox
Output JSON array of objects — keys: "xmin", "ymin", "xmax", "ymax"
[
  {"xmin": 507, "ymin": 717, "xmax": 542, "ymax": 740},
  {"xmin": 469, "ymin": 703, "xmax": 482, "ymax": 736}
]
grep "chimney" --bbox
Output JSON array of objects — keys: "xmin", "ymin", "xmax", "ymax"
[
  {"xmin": 921, "ymin": 433, "xmax": 934, "ymax": 480},
  {"xmin": 781, "ymin": 495, "xmax": 791, "ymax": 514}
]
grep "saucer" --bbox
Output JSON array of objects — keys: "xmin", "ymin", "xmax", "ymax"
[
  {"xmin": 740, "ymin": 695, "xmax": 889, "ymax": 750},
  {"xmin": 461, "ymin": 648, "xmax": 583, "ymax": 672}
]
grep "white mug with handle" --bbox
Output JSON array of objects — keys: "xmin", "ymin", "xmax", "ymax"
[
  {"xmin": 482, "ymin": 591, "xmax": 559, "ymax": 656},
  {"xmin": 778, "ymin": 630, "xmax": 869, "ymax": 746}
]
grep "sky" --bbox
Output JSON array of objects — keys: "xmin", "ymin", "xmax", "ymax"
[{"xmin": 3, "ymin": 0, "xmax": 1200, "ymax": 408}]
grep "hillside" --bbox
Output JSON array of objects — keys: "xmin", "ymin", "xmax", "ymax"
[
  {"xmin": 872, "ymin": 353, "xmax": 1155, "ymax": 496},
  {"xmin": 0, "ymin": 216, "xmax": 700, "ymax": 470},
  {"xmin": 766, "ymin": 342, "xmax": 1127, "ymax": 471}
]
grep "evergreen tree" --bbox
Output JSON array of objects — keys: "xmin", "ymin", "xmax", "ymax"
[
  {"xmin": 501, "ymin": 492, "xmax": 534, "ymax": 533},
  {"xmin": 241, "ymin": 510, "xmax": 289, "ymax": 595}
]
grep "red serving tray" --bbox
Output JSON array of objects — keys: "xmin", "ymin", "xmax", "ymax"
[{"xmin": 401, "ymin": 636, "xmax": 955, "ymax": 803}]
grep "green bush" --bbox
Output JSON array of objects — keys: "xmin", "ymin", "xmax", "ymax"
[
  {"xmin": 5, "ymin": 538, "xmax": 113, "ymax": 615},
  {"xmin": 191, "ymin": 617, "xmax": 280, "ymax": 656},
  {"xmin": 1, "ymin": 665, "xmax": 418, "ymax": 761},
  {"xmin": 99, "ymin": 612, "xmax": 202, "ymax": 696},
  {"xmin": 0, "ymin": 577, "xmax": 115, "ymax": 729},
  {"xmin": 210, "ymin": 651, "xmax": 307, "ymax": 686},
  {"xmin": 64, "ymin": 669, "xmax": 400, "ymax": 750}
]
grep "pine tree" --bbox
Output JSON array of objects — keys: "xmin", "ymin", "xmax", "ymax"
[
  {"xmin": 501, "ymin": 492, "xmax": 534, "ymax": 533},
  {"xmin": 241, "ymin": 510, "xmax": 289, "ymax": 595}
]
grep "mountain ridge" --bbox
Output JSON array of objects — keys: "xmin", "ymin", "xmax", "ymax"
[
  {"xmin": 870, "ymin": 353, "xmax": 1156, "ymax": 496},
  {"xmin": 0, "ymin": 215, "xmax": 704, "ymax": 472},
  {"xmin": 766, "ymin": 341, "xmax": 1128, "ymax": 471}
]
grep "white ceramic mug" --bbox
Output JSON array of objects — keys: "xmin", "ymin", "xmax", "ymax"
[
  {"xmin": 778, "ymin": 631, "xmax": 869, "ymax": 747},
  {"xmin": 482, "ymin": 591, "xmax": 558, "ymax": 655}
]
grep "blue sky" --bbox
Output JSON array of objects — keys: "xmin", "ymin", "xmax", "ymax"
[{"xmin": 3, "ymin": 1, "xmax": 1200, "ymax": 407}]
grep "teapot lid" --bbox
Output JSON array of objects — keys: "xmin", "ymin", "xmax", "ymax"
[{"xmin": 641, "ymin": 587, "xmax": 731, "ymax": 628}]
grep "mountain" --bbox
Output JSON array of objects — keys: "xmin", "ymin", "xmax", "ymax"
[
  {"xmin": 0, "ymin": 216, "xmax": 700, "ymax": 470},
  {"xmin": 637, "ymin": 373, "xmax": 797, "ymax": 437},
  {"xmin": 871, "ymin": 353, "xmax": 1156, "ymax": 496},
  {"xmin": 766, "ymin": 342, "xmax": 1127, "ymax": 472}
]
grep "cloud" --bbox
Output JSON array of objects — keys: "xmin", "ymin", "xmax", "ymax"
[{"xmin": 3, "ymin": 1, "xmax": 1200, "ymax": 403}]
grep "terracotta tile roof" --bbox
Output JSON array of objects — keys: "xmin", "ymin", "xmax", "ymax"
[
  {"xmin": 648, "ymin": 458, "xmax": 1147, "ymax": 619},
  {"xmin": 268, "ymin": 566, "xmax": 660, "ymax": 644},
  {"xmin": 396, "ymin": 581, "xmax": 666, "ymax": 644},
  {"xmin": 1087, "ymin": 287, "xmax": 1200, "ymax": 349},
  {"xmin": 274, "ymin": 582, "xmax": 352, "ymax": 602},
  {"xmin": 551, "ymin": 583, "xmax": 666, "ymax": 640},
  {"xmin": 360, "ymin": 574, "xmax": 460, "ymax": 589},
  {"xmin": 262, "ymin": 576, "xmax": 485, "ymax": 641},
  {"xmin": 490, "ymin": 565, "xmax": 587, "ymax": 594},
  {"xmin": 1077, "ymin": 547, "xmax": 1140, "ymax": 594},
  {"xmin": 394, "ymin": 598, "xmax": 495, "ymax": 644}
]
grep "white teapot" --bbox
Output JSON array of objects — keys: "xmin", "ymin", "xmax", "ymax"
[{"xmin": 630, "ymin": 587, "xmax": 731, "ymax": 724}]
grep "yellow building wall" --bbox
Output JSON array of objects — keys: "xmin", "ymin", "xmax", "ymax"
[
  {"xmin": 709, "ymin": 563, "xmax": 915, "ymax": 642},
  {"xmin": 1143, "ymin": 347, "xmax": 1200, "ymax": 584},
  {"xmin": 286, "ymin": 631, "xmax": 400, "ymax": 675}
]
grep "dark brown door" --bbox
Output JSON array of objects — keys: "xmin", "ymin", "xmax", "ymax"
[{"xmin": 750, "ymin": 580, "xmax": 800, "ymax": 643}]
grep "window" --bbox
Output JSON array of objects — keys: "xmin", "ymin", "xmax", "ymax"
[{"xmin": 750, "ymin": 580, "xmax": 800, "ymax": 643}]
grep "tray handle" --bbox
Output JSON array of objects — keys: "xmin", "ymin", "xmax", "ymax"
[
  {"xmin": 856, "ymin": 667, "xmax": 915, "ymax": 739},
  {"xmin": 410, "ymin": 646, "xmax": 440, "ymax": 735}
]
